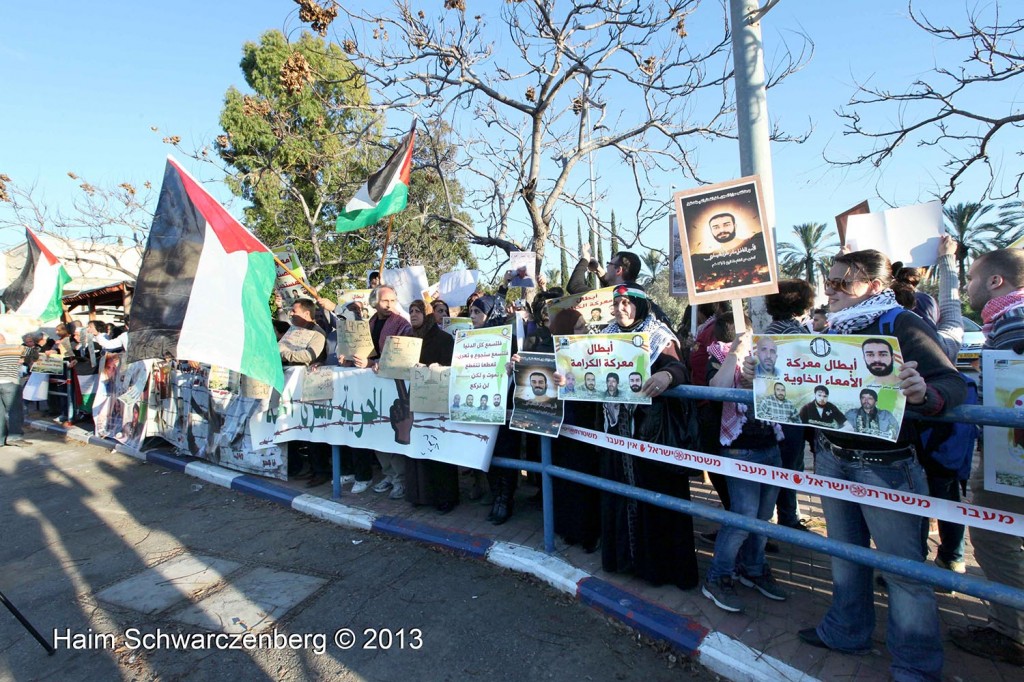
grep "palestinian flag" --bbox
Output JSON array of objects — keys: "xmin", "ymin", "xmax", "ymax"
[
  {"xmin": 127, "ymin": 156, "xmax": 284, "ymax": 391},
  {"xmin": 0, "ymin": 227, "xmax": 72, "ymax": 321},
  {"xmin": 335, "ymin": 121, "xmax": 416, "ymax": 233}
]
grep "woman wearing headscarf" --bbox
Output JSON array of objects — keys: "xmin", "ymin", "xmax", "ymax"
[
  {"xmin": 402, "ymin": 299, "xmax": 459, "ymax": 513},
  {"xmin": 797, "ymin": 249, "xmax": 965, "ymax": 682},
  {"xmin": 431, "ymin": 299, "xmax": 450, "ymax": 328},
  {"xmin": 597, "ymin": 283, "xmax": 699, "ymax": 590}
]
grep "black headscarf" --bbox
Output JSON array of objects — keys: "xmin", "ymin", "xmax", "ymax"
[{"xmin": 471, "ymin": 294, "xmax": 507, "ymax": 328}]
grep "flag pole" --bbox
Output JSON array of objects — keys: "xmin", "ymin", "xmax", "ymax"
[
  {"xmin": 378, "ymin": 214, "xmax": 395, "ymax": 278},
  {"xmin": 272, "ymin": 255, "xmax": 319, "ymax": 298}
]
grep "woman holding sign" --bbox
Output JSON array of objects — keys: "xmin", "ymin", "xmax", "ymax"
[
  {"xmin": 403, "ymin": 300, "xmax": 458, "ymax": 513},
  {"xmin": 798, "ymin": 249, "xmax": 965, "ymax": 682},
  {"xmin": 597, "ymin": 283, "xmax": 699, "ymax": 590}
]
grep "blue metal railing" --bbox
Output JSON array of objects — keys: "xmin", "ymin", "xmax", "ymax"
[{"xmin": 488, "ymin": 384, "xmax": 1024, "ymax": 611}]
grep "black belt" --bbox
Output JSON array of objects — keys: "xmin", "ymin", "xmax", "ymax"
[{"xmin": 820, "ymin": 437, "xmax": 915, "ymax": 465}]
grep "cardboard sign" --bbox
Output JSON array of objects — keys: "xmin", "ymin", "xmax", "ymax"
[
  {"xmin": 337, "ymin": 320, "xmax": 374, "ymax": 360},
  {"xmin": 377, "ymin": 336, "xmax": 423, "ymax": 381}
]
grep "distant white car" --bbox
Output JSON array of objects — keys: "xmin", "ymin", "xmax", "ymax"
[{"xmin": 957, "ymin": 317, "xmax": 985, "ymax": 370}]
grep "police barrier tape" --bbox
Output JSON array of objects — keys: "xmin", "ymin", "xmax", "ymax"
[{"xmin": 559, "ymin": 423, "xmax": 1024, "ymax": 537}]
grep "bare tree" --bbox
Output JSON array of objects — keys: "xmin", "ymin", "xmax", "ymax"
[
  {"xmin": 830, "ymin": 2, "xmax": 1024, "ymax": 202},
  {"xmin": 298, "ymin": 0, "xmax": 808, "ymax": 276}
]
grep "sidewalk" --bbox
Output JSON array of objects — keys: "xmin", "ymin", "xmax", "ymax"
[{"xmin": 34, "ymin": 420, "xmax": 1021, "ymax": 681}]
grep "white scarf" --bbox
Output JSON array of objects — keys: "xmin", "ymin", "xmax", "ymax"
[{"xmin": 827, "ymin": 289, "xmax": 901, "ymax": 335}]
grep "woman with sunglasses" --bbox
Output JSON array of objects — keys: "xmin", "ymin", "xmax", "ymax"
[
  {"xmin": 797, "ymin": 249, "xmax": 965, "ymax": 682},
  {"xmin": 595, "ymin": 283, "xmax": 699, "ymax": 590}
]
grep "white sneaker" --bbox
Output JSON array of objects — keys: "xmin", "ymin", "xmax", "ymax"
[
  {"xmin": 340, "ymin": 475, "xmax": 356, "ymax": 485},
  {"xmin": 350, "ymin": 480, "xmax": 370, "ymax": 494},
  {"xmin": 388, "ymin": 483, "xmax": 406, "ymax": 500},
  {"xmin": 372, "ymin": 479, "xmax": 393, "ymax": 494}
]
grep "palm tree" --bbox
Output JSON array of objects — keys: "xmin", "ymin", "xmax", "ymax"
[
  {"xmin": 776, "ymin": 222, "xmax": 839, "ymax": 286},
  {"xmin": 997, "ymin": 200, "xmax": 1024, "ymax": 247},
  {"xmin": 640, "ymin": 249, "xmax": 663, "ymax": 285},
  {"xmin": 943, "ymin": 202, "xmax": 1001, "ymax": 288}
]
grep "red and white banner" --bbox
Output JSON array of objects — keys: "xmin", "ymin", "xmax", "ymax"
[{"xmin": 560, "ymin": 424, "xmax": 1024, "ymax": 537}]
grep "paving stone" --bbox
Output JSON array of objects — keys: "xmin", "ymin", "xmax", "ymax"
[{"xmin": 96, "ymin": 554, "xmax": 242, "ymax": 615}]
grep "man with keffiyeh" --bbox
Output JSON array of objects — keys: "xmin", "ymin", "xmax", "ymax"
[{"xmin": 949, "ymin": 248, "xmax": 1024, "ymax": 667}]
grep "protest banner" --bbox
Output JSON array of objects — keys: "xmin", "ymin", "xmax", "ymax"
[
  {"xmin": 547, "ymin": 286, "xmax": 616, "ymax": 332},
  {"xmin": 846, "ymin": 201, "xmax": 944, "ymax": 267},
  {"xmin": 410, "ymin": 365, "xmax": 451, "ymax": 414},
  {"xmin": 672, "ymin": 175, "xmax": 778, "ymax": 304},
  {"xmin": 835, "ymin": 200, "xmax": 870, "ymax": 246},
  {"xmin": 442, "ymin": 316, "xmax": 473, "ymax": 336},
  {"xmin": 302, "ymin": 365, "xmax": 335, "ymax": 402},
  {"xmin": 249, "ymin": 367, "xmax": 497, "ymax": 470},
  {"xmin": 508, "ymin": 251, "xmax": 537, "ymax": 288},
  {"xmin": 377, "ymin": 335, "xmax": 423, "ymax": 380},
  {"xmin": 669, "ymin": 214, "xmax": 688, "ymax": 297},
  {"xmin": 31, "ymin": 354, "xmax": 64, "ymax": 374},
  {"xmin": 272, "ymin": 246, "xmax": 308, "ymax": 305},
  {"xmin": 983, "ymin": 350, "xmax": 1024, "ymax": 498},
  {"xmin": 509, "ymin": 352, "xmax": 564, "ymax": 437},
  {"xmin": 448, "ymin": 325, "xmax": 513, "ymax": 424},
  {"xmin": 554, "ymin": 333, "xmax": 652, "ymax": 405},
  {"xmin": 337, "ymin": 320, "xmax": 374, "ymax": 359},
  {"xmin": 752, "ymin": 334, "xmax": 906, "ymax": 443}
]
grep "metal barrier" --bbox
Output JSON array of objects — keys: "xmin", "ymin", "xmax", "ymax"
[{"xmin": 489, "ymin": 383, "xmax": 1024, "ymax": 611}]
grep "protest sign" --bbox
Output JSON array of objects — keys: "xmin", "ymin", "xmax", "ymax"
[
  {"xmin": 377, "ymin": 335, "xmax": 423, "ymax": 380},
  {"xmin": 554, "ymin": 333, "xmax": 652, "ymax": 405},
  {"xmin": 272, "ymin": 246, "xmax": 308, "ymax": 305},
  {"xmin": 249, "ymin": 367, "xmax": 497, "ymax": 471},
  {"xmin": 835, "ymin": 200, "xmax": 870, "ymax": 246},
  {"xmin": 669, "ymin": 214, "xmax": 688, "ymax": 297},
  {"xmin": 983, "ymin": 351, "xmax": 1024, "ymax": 498},
  {"xmin": 302, "ymin": 365, "xmax": 335, "ymax": 402},
  {"xmin": 383, "ymin": 265, "xmax": 429, "ymax": 309},
  {"xmin": 442, "ymin": 316, "xmax": 473, "ymax": 336},
  {"xmin": 673, "ymin": 176, "xmax": 778, "ymax": 304},
  {"xmin": 547, "ymin": 286, "xmax": 615, "ymax": 332},
  {"xmin": 751, "ymin": 334, "xmax": 906, "ymax": 443},
  {"xmin": 31, "ymin": 354, "xmax": 64, "ymax": 374},
  {"xmin": 437, "ymin": 270, "xmax": 480, "ymax": 307},
  {"xmin": 337, "ymin": 320, "xmax": 374, "ymax": 359},
  {"xmin": 508, "ymin": 252, "xmax": 537, "ymax": 288},
  {"xmin": 509, "ymin": 352, "xmax": 564, "ymax": 437},
  {"xmin": 449, "ymin": 325, "xmax": 513, "ymax": 424},
  {"xmin": 335, "ymin": 289, "xmax": 372, "ymax": 321},
  {"xmin": 410, "ymin": 365, "xmax": 451, "ymax": 414},
  {"xmin": 845, "ymin": 201, "xmax": 943, "ymax": 267}
]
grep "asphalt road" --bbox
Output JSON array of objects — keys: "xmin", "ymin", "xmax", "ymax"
[{"xmin": 0, "ymin": 432, "xmax": 714, "ymax": 681}]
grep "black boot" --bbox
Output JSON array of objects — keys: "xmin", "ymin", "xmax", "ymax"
[{"xmin": 490, "ymin": 473, "xmax": 515, "ymax": 526}]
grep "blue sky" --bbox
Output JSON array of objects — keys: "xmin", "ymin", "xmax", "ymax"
[{"xmin": 1, "ymin": 1, "xmax": 1018, "ymax": 267}]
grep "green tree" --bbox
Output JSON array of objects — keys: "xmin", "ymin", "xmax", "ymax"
[
  {"xmin": 558, "ymin": 222, "xmax": 569, "ymax": 288},
  {"xmin": 777, "ymin": 223, "xmax": 838, "ymax": 286},
  {"xmin": 610, "ymin": 211, "xmax": 620, "ymax": 255},
  {"xmin": 943, "ymin": 202, "xmax": 1001, "ymax": 288},
  {"xmin": 640, "ymin": 249, "xmax": 663, "ymax": 285},
  {"xmin": 217, "ymin": 30, "xmax": 375, "ymax": 285}
]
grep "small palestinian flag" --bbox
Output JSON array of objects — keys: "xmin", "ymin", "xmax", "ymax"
[
  {"xmin": 336, "ymin": 121, "xmax": 416, "ymax": 233},
  {"xmin": 0, "ymin": 227, "xmax": 72, "ymax": 321},
  {"xmin": 127, "ymin": 156, "xmax": 284, "ymax": 391}
]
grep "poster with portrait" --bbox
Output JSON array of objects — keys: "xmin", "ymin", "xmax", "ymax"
[
  {"xmin": 669, "ymin": 214, "xmax": 688, "ymax": 297},
  {"xmin": 982, "ymin": 351, "xmax": 1024, "ymax": 497},
  {"xmin": 448, "ymin": 325, "xmax": 513, "ymax": 424},
  {"xmin": 672, "ymin": 175, "xmax": 778, "ymax": 304},
  {"xmin": 546, "ymin": 286, "xmax": 616, "ymax": 332},
  {"xmin": 509, "ymin": 352, "xmax": 564, "ymax": 437},
  {"xmin": 508, "ymin": 251, "xmax": 537, "ymax": 288},
  {"xmin": 554, "ymin": 333, "xmax": 652, "ymax": 405},
  {"xmin": 442, "ymin": 316, "xmax": 474, "ymax": 336},
  {"xmin": 335, "ymin": 289, "xmax": 372, "ymax": 321},
  {"xmin": 751, "ymin": 334, "xmax": 906, "ymax": 443},
  {"xmin": 272, "ymin": 246, "xmax": 308, "ymax": 306}
]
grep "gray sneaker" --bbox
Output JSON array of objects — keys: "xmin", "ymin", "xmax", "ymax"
[
  {"xmin": 702, "ymin": 576, "xmax": 744, "ymax": 613},
  {"xmin": 738, "ymin": 568, "xmax": 787, "ymax": 601},
  {"xmin": 388, "ymin": 483, "xmax": 406, "ymax": 500}
]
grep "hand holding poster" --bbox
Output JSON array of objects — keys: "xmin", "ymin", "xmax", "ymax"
[
  {"xmin": 508, "ymin": 251, "xmax": 537, "ymax": 288},
  {"xmin": 335, "ymin": 289, "xmax": 371, "ymax": 321},
  {"xmin": 554, "ymin": 333, "xmax": 652, "ymax": 405},
  {"xmin": 546, "ymin": 286, "xmax": 616, "ymax": 332},
  {"xmin": 672, "ymin": 175, "xmax": 778, "ymax": 304},
  {"xmin": 751, "ymin": 334, "xmax": 906, "ymax": 443},
  {"xmin": 982, "ymin": 351, "xmax": 1024, "ymax": 497},
  {"xmin": 509, "ymin": 352, "xmax": 564, "ymax": 437},
  {"xmin": 337, "ymin": 320, "xmax": 374, "ymax": 359},
  {"xmin": 377, "ymin": 336, "xmax": 423, "ymax": 380},
  {"xmin": 449, "ymin": 325, "xmax": 513, "ymax": 424}
]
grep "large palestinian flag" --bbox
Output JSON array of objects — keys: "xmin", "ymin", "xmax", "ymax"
[
  {"xmin": 0, "ymin": 227, "xmax": 72, "ymax": 321},
  {"xmin": 127, "ymin": 156, "xmax": 284, "ymax": 391},
  {"xmin": 335, "ymin": 121, "xmax": 416, "ymax": 233}
]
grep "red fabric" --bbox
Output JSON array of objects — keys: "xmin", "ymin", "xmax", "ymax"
[
  {"xmin": 981, "ymin": 289, "xmax": 1024, "ymax": 334},
  {"xmin": 689, "ymin": 316, "xmax": 717, "ymax": 387}
]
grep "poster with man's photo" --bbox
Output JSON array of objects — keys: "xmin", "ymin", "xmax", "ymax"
[
  {"xmin": 673, "ymin": 175, "xmax": 778, "ymax": 304},
  {"xmin": 982, "ymin": 351, "xmax": 1024, "ymax": 497},
  {"xmin": 509, "ymin": 352, "xmax": 564, "ymax": 437},
  {"xmin": 554, "ymin": 333, "xmax": 652, "ymax": 405},
  {"xmin": 272, "ymin": 246, "xmax": 308, "ymax": 306},
  {"xmin": 508, "ymin": 251, "xmax": 537, "ymax": 288},
  {"xmin": 449, "ymin": 325, "xmax": 513, "ymax": 425},
  {"xmin": 751, "ymin": 334, "xmax": 906, "ymax": 443},
  {"xmin": 546, "ymin": 286, "xmax": 615, "ymax": 332}
]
